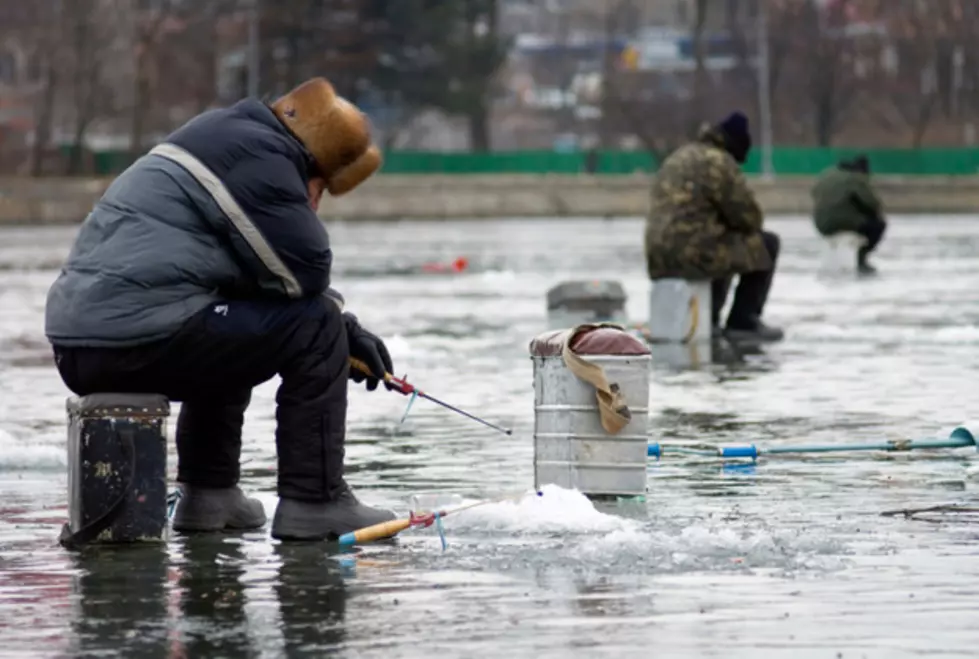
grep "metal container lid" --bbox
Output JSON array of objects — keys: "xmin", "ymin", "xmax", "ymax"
[
  {"xmin": 66, "ymin": 393, "xmax": 171, "ymax": 418},
  {"xmin": 529, "ymin": 326, "xmax": 650, "ymax": 357},
  {"xmin": 546, "ymin": 280, "xmax": 627, "ymax": 310}
]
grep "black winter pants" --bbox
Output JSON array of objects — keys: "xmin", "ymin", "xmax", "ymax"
[
  {"xmin": 711, "ymin": 230, "xmax": 781, "ymax": 329},
  {"xmin": 857, "ymin": 216, "xmax": 887, "ymax": 265},
  {"xmin": 53, "ymin": 297, "xmax": 349, "ymax": 502}
]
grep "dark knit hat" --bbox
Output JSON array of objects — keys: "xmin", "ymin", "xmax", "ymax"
[
  {"xmin": 716, "ymin": 111, "xmax": 752, "ymax": 164},
  {"xmin": 851, "ymin": 154, "xmax": 870, "ymax": 173},
  {"xmin": 839, "ymin": 154, "xmax": 870, "ymax": 174}
]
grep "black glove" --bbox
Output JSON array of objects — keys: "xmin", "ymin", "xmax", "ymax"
[{"xmin": 343, "ymin": 313, "xmax": 394, "ymax": 392}]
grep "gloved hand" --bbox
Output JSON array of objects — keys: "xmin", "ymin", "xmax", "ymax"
[{"xmin": 343, "ymin": 313, "xmax": 394, "ymax": 392}]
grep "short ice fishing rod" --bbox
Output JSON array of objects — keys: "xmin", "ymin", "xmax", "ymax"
[
  {"xmin": 349, "ymin": 357, "xmax": 512, "ymax": 435},
  {"xmin": 338, "ymin": 489, "xmax": 541, "ymax": 549}
]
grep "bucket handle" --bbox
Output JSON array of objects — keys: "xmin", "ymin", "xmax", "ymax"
[{"xmin": 59, "ymin": 426, "xmax": 136, "ymax": 550}]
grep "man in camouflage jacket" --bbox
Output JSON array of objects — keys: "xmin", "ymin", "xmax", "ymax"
[{"xmin": 645, "ymin": 112, "xmax": 783, "ymax": 341}]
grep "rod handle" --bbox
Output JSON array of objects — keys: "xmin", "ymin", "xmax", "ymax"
[
  {"xmin": 348, "ymin": 357, "xmax": 390, "ymax": 382},
  {"xmin": 338, "ymin": 518, "xmax": 412, "ymax": 548},
  {"xmin": 349, "ymin": 357, "xmax": 414, "ymax": 394}
]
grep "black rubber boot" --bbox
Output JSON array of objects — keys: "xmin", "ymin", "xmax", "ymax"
[
  {"xmin": 856, "ymin": 217, "xmax": 886, "ymax": 276},
  {"xmin": 857, "ymin": 250, "xmax": 878, "ymax": 276},
  {"xmin": 725, "ymin": 315, "xmax": 785, "ymax": 342},
  {"xmin": 857, "ymin": 261, "xmax": 878, "ymax": 276},
  {"xmin": 172, "ymin": 485, "xmax": 267, "ymax": 532},
  {"xmin": 271, "ymin": 482, "xmax": 397, "ymax": 541}
]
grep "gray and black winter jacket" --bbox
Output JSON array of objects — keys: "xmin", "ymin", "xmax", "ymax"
[{"xmin": 45, "ymin": 99, "xmax": 342, "ymax": 347}]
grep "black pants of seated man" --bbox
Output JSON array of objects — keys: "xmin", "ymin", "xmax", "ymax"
[
  {"xmin": 711, "ymin": 230, "xmax": 781, "ymax": 330},
  {"xmin": 52, "ymin": 296, "xmax": 348, "ymax": 502},
  {"xmin": 855, "ymin": 216, "xmax": 887, "ymax": 267}
]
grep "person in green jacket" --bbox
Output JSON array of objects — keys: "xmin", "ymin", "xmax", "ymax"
[{"xmin": 811, "ymin": 155, "xmax": 887, "ymax": 275}]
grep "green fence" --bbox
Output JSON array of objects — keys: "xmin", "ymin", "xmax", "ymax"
[
  {"xmin": 68, "ymin": 146, "xmax": 979, "ymax": 176},
  {"xmin": 746, "ymin": 148, "xmax": 979, "ymax": 176},
  {"xmin": 381, "ymin": 148, "xmax": 979, "ymax": 176}
]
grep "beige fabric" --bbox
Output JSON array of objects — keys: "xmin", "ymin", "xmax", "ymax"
[
  {"xmin": 528, "ymin": 323, "xmax": 650, "ymax": 357},
  {"xmin": 560, "ymin": 323, "xmax": 634, "ymax": 435}
]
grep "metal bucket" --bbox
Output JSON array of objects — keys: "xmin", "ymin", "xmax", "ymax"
[
  {"xmin": 546, "ymin": 280, "xmax": 629, "ymax": 330},
  {"xmin": 62, "ymin": 393, "xmax": 171, "ymax": 548},
  {"xmin": 531, "ymin": 353, "xmax": 651, "ymax": 497},
  {"xmin": 648, "ymin": 278, "xmax": 712, "ymax": 343}
]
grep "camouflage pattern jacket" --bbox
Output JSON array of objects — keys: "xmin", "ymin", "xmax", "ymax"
[{"xmin": 644, "ymin": 128, "xmax": 771, "ymax": 280}]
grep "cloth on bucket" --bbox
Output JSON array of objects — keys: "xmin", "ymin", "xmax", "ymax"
[{"xmin": 529, "ymin": 323, "xmax": 650, "ymax": 435}]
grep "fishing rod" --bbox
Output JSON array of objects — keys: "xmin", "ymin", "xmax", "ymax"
[
  {"xmin": 338, "ymin": 489, "xmax": 542, "ymax": 549},
  {"xmin": 880, "ymin": 503, "xmax": 979, "ymax": 519},
  {"xmin": 647, "ymin": 429, "xmax": 979, "ymax": 462},
  {"xmin": 349, "ymin": 357, "xmax": 513, "ymax": 436}
]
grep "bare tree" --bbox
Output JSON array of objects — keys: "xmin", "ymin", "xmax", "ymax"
[
  {"xmin": 876, "ymin": 3, "xmax": 943, "ymax": 147},
  {"xmin": 368, "ymin": 0, "xmax": 508, "ymax": 152},
  {"xmin": 688, "ymin": 0, "xmax": 710, "ymax": 135},
  {"xmin": 18, "ymin": 0, "xmax": 979, "ymax": 177},
  {"xmin": 170, "ymin": 2, "xmax": 225, "ymax": 114},
  {"xmin": 929, "ymin": 0, "xmax": 975, "ymax": 128},
  {"xmin": 774, "ymin": 0, "xmax": 859, "ymax": 145},
  {"xmin": 62, "ymin": 0, "xmax": 102, "ymax": 175},
  {"xmin": 765, "ymin": 0, "xmax": 799, "ymax": 110},
  {"xmin": 259, "ymin": 0, "xmax": 386, "ymax": 101},
  {"xmin": 128, "ymin": 0, "xmax": 182, "ymax": 159},
  {"xmin": 602, "ymin": 0, "xmax": 713, "ymax": 162},
  {"xmin": 951, "ymin": 0, "xmax": 979, "ymax": 122},
  {"xmin": 26, "ymin": 1, "xmax": 63, "ymax": 176},
  {"xmin": 725, "ymin": 0, "xmax": 757, "ymax": 112},
  {"xmin": 162, "ymin": 0, "xmax": 246, "ymax": 115}
]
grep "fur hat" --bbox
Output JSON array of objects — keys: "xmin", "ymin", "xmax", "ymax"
[
  {"xmin": 270, "ymin": 77, "xmax": 382, "ymax": 196},
  {"xmin": 716, "ymin": 111, "xmax": 752, "ymax": 164}
]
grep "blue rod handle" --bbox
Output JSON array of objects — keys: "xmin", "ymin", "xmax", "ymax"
[{"xmin": 719, "ymin": 445, "xmax": 758, "ymax": 459}]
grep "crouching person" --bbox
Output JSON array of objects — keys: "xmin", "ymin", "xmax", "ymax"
[
  {"xmin": 644, "ymin": 111, "xmax": 783, "ymax": 341},
  {"xmin": 811, "ymin": 154, "xmax": 886, "ymax": 275},
  {"xmin": 45, "ymin": 77, "xmax": 397, "ymax": 541}
]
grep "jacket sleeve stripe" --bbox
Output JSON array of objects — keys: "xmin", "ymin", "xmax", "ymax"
[{"xmin": 148, "ymin": 143, "xmax": 304, "ymax": 298}]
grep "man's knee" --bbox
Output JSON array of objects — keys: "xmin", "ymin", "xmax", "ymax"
[
  {"xmin": 855, "ymin": 219, "xmax": 884, "ymax": 246},
  {"xmin": 289, "ymin": 296, "xmax": 342, "ymax": 338},
  {"xmin": 267, "ymin": 297, "xmax": 348, "ymax": 383},
  {"xmin": 761, "ymin": 231, "xmax": 780, "ymax": 260},
  {"xmin": 221, "ymin": 296, "xmax": 343, "ymax": 352}
]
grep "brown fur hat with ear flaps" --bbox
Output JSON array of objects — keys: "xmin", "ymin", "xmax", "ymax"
[{"xmin": 270, "ymin": 77, "xmax": 382, "ymax": 196}]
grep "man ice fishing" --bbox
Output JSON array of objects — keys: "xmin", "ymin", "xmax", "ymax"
[
  {"xmin": 45, "ymin": 77, "xmax": 398, "ymax": 540},
  {"xmin": 645, "ymin": 111, "xmax": 784, "ymax": 341},
  {"xmin": 811, "ymin": 154, "xmax": 887, "ymax": 275}
]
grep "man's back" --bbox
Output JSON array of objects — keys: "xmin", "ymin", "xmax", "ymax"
[
  {"xmin": 647, "ymin": 141, "xmax": 722, "ymax": 236},
  {"xmin": 45, "ymin": 99, "xmax": 332, "ymax": 349},
  {"xmin": 644, "ymin": 128, "xmax": 768, "ymax": 281},
  {"xmin": 811, "ymin": 166, "xmax": 881, "ymax": 236},
  {"xmin": 44, "ymin": 152, "xmax": 238, "ymax": 347}
]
